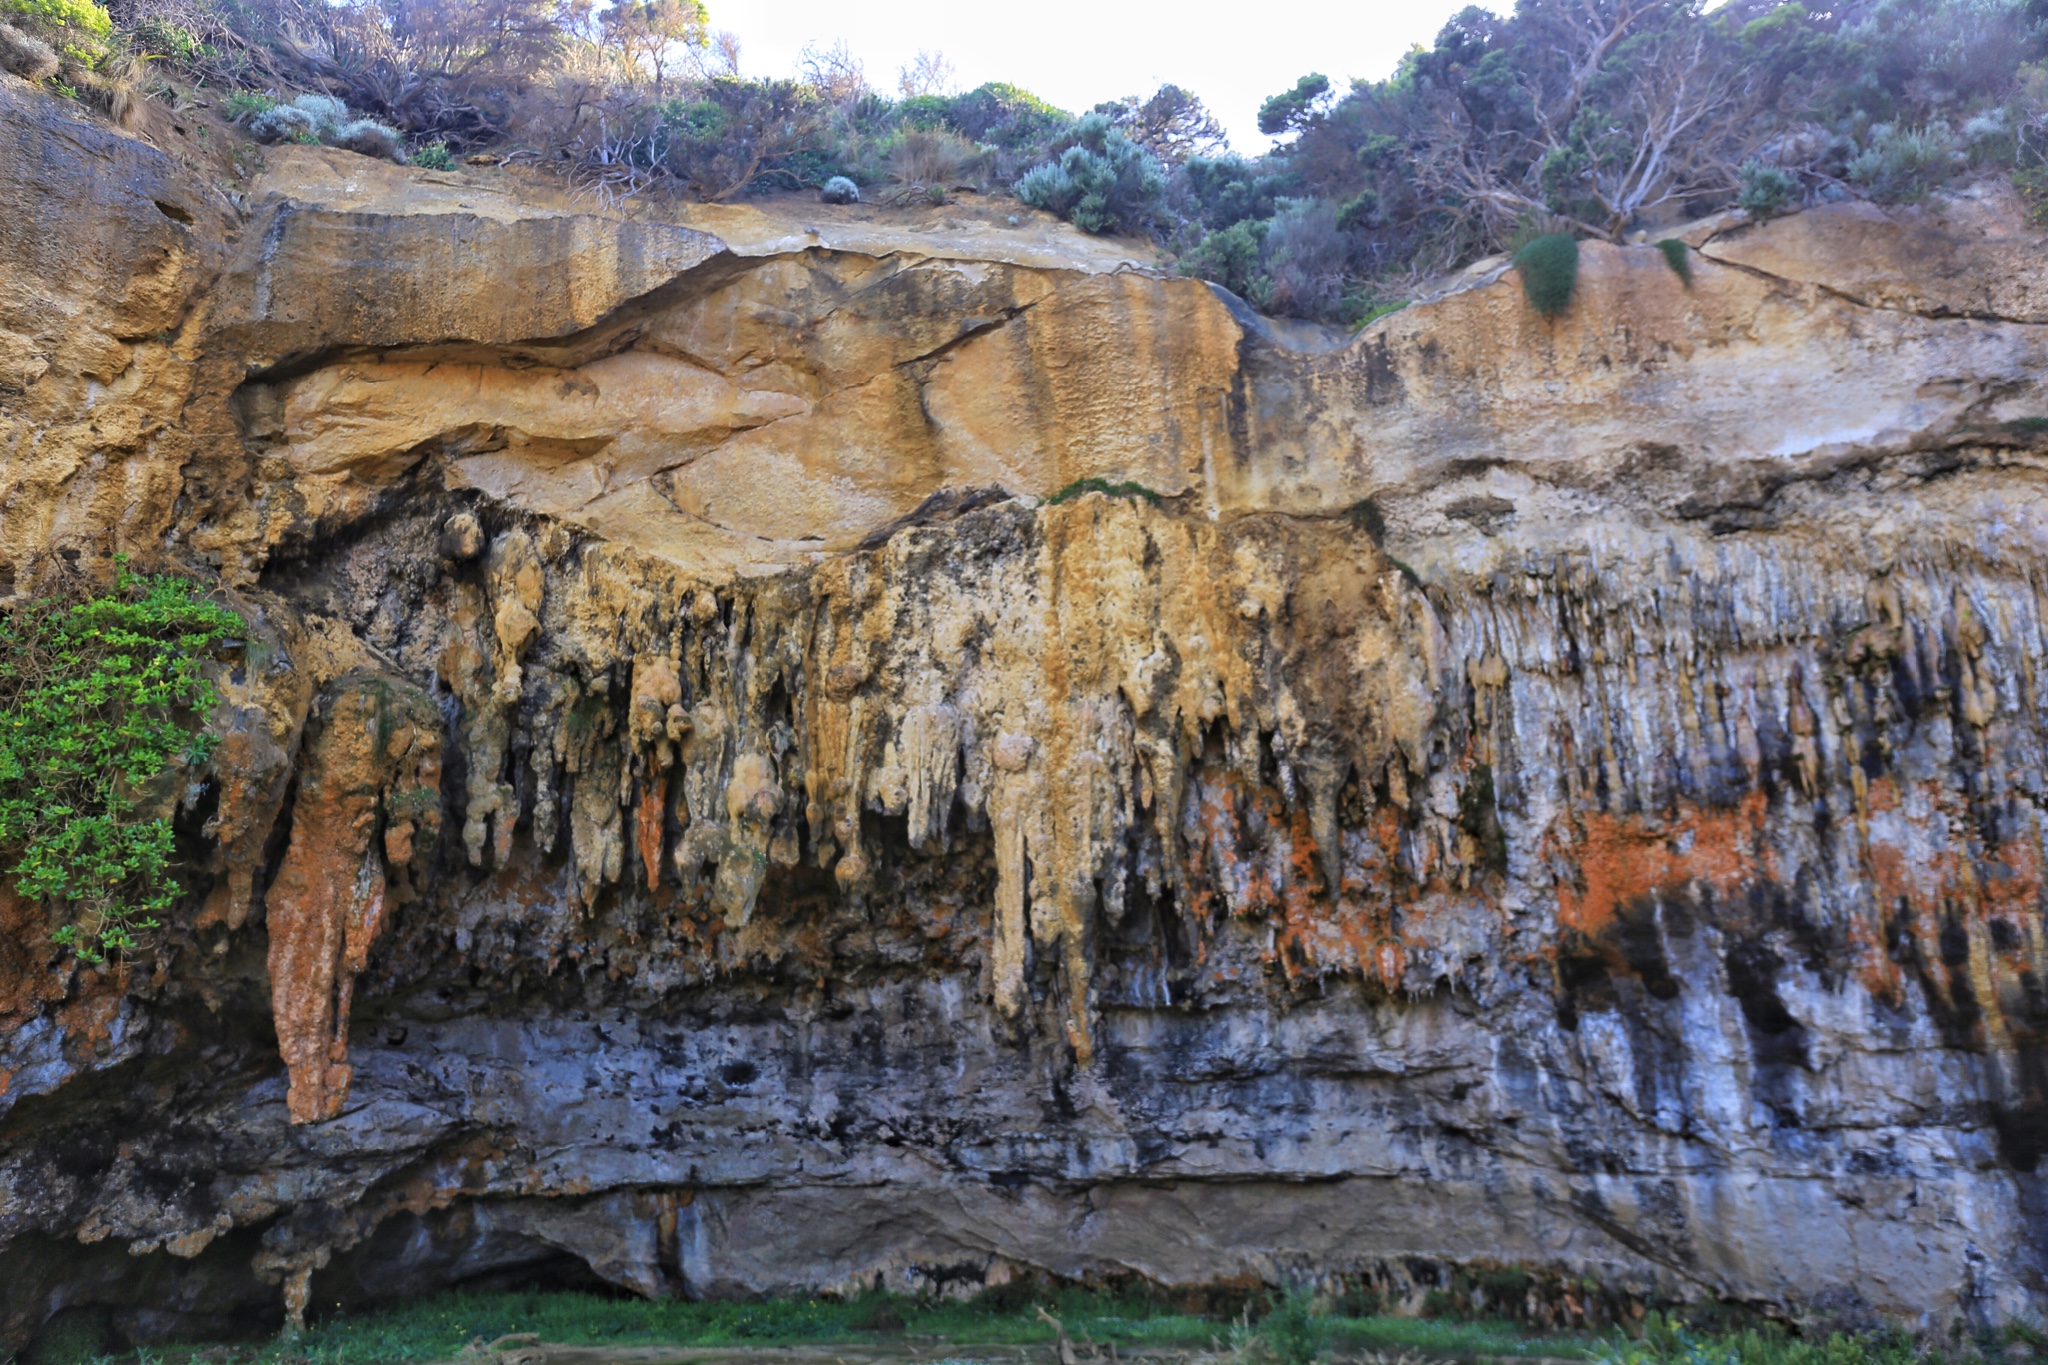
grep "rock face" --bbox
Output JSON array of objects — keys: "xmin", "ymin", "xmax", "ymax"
[{"xmin": 0, "ymin": 81, "xmax": 2045, "ymax": 1348}]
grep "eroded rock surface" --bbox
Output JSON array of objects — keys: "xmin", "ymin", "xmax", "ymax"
[{"xmin": 0, "ymin": 83, "xmax": 2044, "ymax": 1350}]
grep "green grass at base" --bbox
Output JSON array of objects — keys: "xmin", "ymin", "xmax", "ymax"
[
  {"xmin": 71, "ymin": 1290, "xmax": 1604, "ymax": 1365},
  {"xmin": 1328, "ymin": 1315, "xmax": 1597, "ymax": 1358}
]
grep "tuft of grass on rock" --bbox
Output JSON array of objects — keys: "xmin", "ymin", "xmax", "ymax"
[
  {"xmin": 1513, "ymin": 232, "xmax": 1579, "ymax": 318},
  {"xmin": 1656, "ymin": 238, "xmax": 1692, "ymax": 286},
  {"xmin": 1046, "ymin": 477, "xmax": 1163, "ymax": 507}
]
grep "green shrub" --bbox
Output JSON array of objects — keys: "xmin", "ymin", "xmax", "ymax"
[
  {"xmin": 1013, "ymin": 111, "xmax": 1166, "ymax": 234},
  {"xmin": 0, "ymin": 561, "xmax": 241, "ymax": 963},
  {"xmin": 1264, "ymin": 196, "xmax": 1349, "ymax": 318},
  {"xmin": 1656, "ymin": 237, "xmax": 1693, "ymax": 285},
  {"xmin": 1178, "ymin": 152, "xmax": 1293, "ymax": 229},
  {"xmin": 221, "ymin": 90, "xmax": 275, "ymax": 123},
  {"xmin": 2014, "ymin": 166, "xmax": 2048, "ymax": 224},
  {"xmin": 895, "ymin": 93, "xmax": 952, "ymax": 129},
  {"xmin": 412, "ymin": 139, "xmax": 455, "ymax": 171},
  {"xmin": 658, "ymin": 78, "xmax": 824, "ymax": 202},
  {"xmin": 1258, "ymin": 1289, "xmax": 1330, "ymax": 1365},
  {"xmin": 1846, "ymin": 121, "xmax": 1962, "ymax": 202},
  {"xmin": 1513, "ymin": 232, "xmax": 1578, "ymax": 318},
  {"xmin": 0, "ymin": 0, "xmax": 110, "ymax": 62},
  {"xmin": 1046, "ymin": 477, "xmax": 1162, "ymax": 506},
  {"xmin": 132, "ymin": 15, "xmax": 207, "ymax": 61},
  {"xmin": 948, "ymin": 80, "xmax": 1070, "ymax": 148},
  {"xmin": 1738, "ymin": 160, "xmax": 1799, "ymax": 217},
  {"xmin": 1180, "ymin": 219, "xmax": 1270, "ymax": 303},
  {"xmin": 1594, "ymin": 1312, "xmax": 1927, "ymax": 1365},
  {"xmin": 1351, "ymin": 297, "xmax": 1407, "ymax": 328}
]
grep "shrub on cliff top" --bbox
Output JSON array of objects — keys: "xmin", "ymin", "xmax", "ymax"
[
  {"xmin": 1513, "ymin": 233, "xmax": 1579, "ymax": 319},
  {"xmin": 0, "ymin": 560, "xmax": 241, "ymax": 963},
  {"xmin": 1013, "ymin": 111, "xmax": 1165, "ymax": 234},
  {"xmin": 246, "ymin": 93, "xmax": 408, "ymax": 162}
]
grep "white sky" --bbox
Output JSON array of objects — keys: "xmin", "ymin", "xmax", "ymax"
[{"xmin": 710, "ymin": 0, "xmax": 1478, "ymax": 154}]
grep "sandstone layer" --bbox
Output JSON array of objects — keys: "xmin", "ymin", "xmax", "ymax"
[{"xmin": 0, "ymin": 78, "xmax": 2044, "ymax": 1349}]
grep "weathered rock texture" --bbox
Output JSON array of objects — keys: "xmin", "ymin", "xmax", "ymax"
[{"xmin": 0, "ymin": 78, "xmax": 2044, "ymax": 1349}]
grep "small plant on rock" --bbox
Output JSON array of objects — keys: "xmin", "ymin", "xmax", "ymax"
[
  {"xmin": 1846, "ymin": 122, "xmax": 1963, "ymax": 203},
  {"xmin": 1737, "ymin": 160, "xmax": 1799, "ymax": 218},
  {"xmin": 220, "ymin": 90, "xmax": 275, "ymax": 122},
  {"xmin": 245, "ymin": 93, "xmax": 406, "ymax": 162},
  {"xmin": 1513, "ymin": 232, "xmax": 1579, "ymax": 318},
  {"xmin": 248, "ymin": 92, "xmax": 345, "ymax": 142},
  {"xmin": 412, "ymin": 139, "xmax": 455, "ymax": 171},
  {"xmin": 1046, "ymin": 477, "xmax": 1162, "ymax": 506},
  {"xmin": 1656, "ymin": 237, "xmax": 1693, "ymax": 285},
  {"xmin": 0, "ymin": 559, "xmax": 241, "ymax": 963}
]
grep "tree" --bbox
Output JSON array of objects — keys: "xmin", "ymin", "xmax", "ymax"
[
  {"xmin": 1094, "ymin": 83, "xmax": 1228, "ymax": 163},
  {"xmin": 1257, "ymin": 72, "xmax": 1331, "ymax": 137},
  {"xmin": 798, "ymin": 37, "xmax": 866, "ymax": 103},
  {"xmin": 385, "ymin": 0, "xmax": 570, "ymax": 77},
  {"xmin": 663, "ymin": 76, "xmax": 825, "ymax": 200},
  {"xmin": 598, "ymin": 0, "xmax": 707, "ymax": 93},
  {"xmin": 897, "ymin": 47, "xmax": 955, "ymax": 97}
]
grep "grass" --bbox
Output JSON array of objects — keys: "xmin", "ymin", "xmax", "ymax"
[
  {"xmin": 1331, "ymin": 1315, "xmax": 1595, "ymax": 1357},
  {"xmin": 1512, "ymin": 233, "xmax": 1579, "ymax": 319},
  {"xmin": 1351, "ymin": 299, "xmax": 1409, "ymax": 329},
  {"xmin": 54, "ymin": 1295, "xmax": 2032, "ymax": 1365},
  {"xmin": 39, "ymin": 1290, "xmax": 1608, "ymax": 1365},
  {"xmin": 1045, "ymin": 478, "xmax": 1164, "ymax": 507},
  {"xmin": 1584, "ymin": 1311, "xmax": 2046, "ymax": 1365},
  {"xmin": 1655, "ymin": 238, "xmax": 1692, "ymax": 287}
]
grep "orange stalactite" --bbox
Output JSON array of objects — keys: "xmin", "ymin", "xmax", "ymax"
[{"xmin": 637, "ymin": 774, "xmax": 668, "ymax": 890}]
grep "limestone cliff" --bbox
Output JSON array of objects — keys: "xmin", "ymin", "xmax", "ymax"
[{"xmin": 0, "ymin": 77, "xmax": 2044, "ymax": 1349}]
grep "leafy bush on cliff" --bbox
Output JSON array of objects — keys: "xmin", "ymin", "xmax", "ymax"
[
  {"xmin": 1845, "ymin": 121, "xmax": 1965, "ymax": 202},
  {"xmin": 0, "ymin": 560, "xmax": 241, "ymax": 963},
  {"xmin": 1181, "ymin": 218, "xmax": 1272, "ymax": 305},
  {"xmin": 1013, "ymin": 111, "xmax": 1166, "ymax": 234},
  {"xmin": 947, "ymin": 79, "xmax": 1070, "ymax": 148},
  {"xmin": 1737, "ymin": 160, "xmax": 1800, "ymax": 217},
  {"xmin": 243, "ymin": 90, "xmax": 407, "ymax": 161},
  {"xmin": 1046, "ymin": 477, "xmax": 1164, "ymax": 506},
  {"xmin": 657, "ymin": 77, "xmax": 822, "ymax": 200}
]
